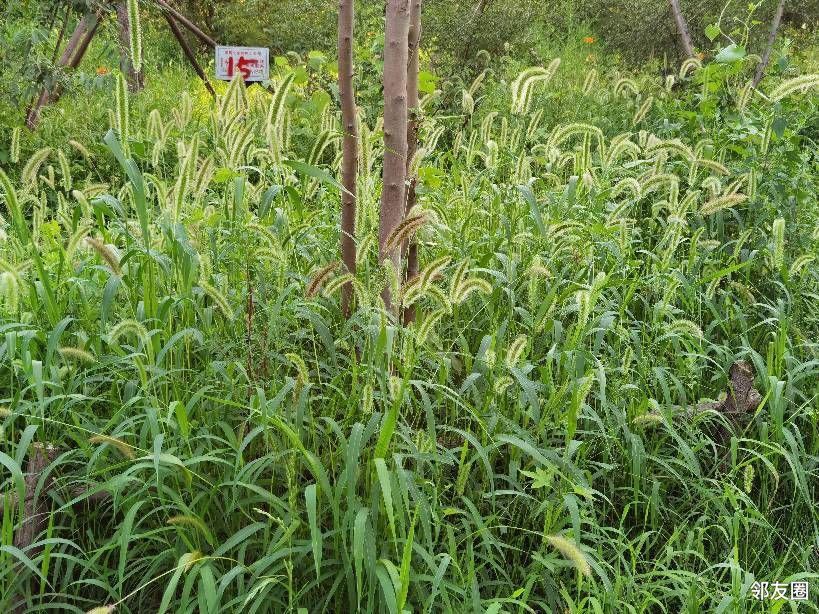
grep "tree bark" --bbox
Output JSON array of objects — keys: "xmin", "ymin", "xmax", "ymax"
[
  {"xmin": 402, "ymin": 0, "xmax": 422, "ymax": 324},
  {"xmin": 66, "ymin": 13, "xmax": 102, "ymax": 70},
  {"xmin": 379, "ymin": 0, "xmax": 411, "ymax": 313},
  {"xmin": 51, "ymin": 5, "xmax": 72, "ymax": 63},
  {"xmin": 338, "ymin": 0, "xmax": 358, "ymax": 318},
  {"xmin": 163, "ymin": 12, "xmax": 217, "ymax": 98},
  {"xmin": 116, "ymin": 1, "xmax": 145, "ymax": 92},
  {"xmin": 13, "ymin": 444, "xmax": 58, "ymax": 554},
  {"xmin": 753, "ymin": 0, "xmax": 786, "ymax": 87},
  {"xmin": 26, "ymin": 13, "xmax": 92, "ymax": 129},
  {"xmin": 668, "ymin": 0, "xmax": 695, "ymax": 59},
  {"xmin": 11, "ymin": 443, "xmax": 58, "ymax": 614}
]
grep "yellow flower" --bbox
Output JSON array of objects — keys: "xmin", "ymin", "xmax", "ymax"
[
  {"xmin": 583, "ymin": 36, "xmax": 596, "ymax": 44},
  {"xmin": 96, "ymin": 66, "xmax": 109, "ymax": 76}
]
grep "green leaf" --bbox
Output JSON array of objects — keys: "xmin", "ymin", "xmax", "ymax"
[
  {"xmin": 283, "ymin": 159, "xmax": 352, "ymax": 196},
  {"xmin": 520, "ymin": 466, "xmax": 554, "ymax": 489},
  {"xmin": 374, "ymin": 458, "xmax": 397, "ymax": 552},
  {"xmin": 0, "ymin": 451, "xmax": 25, "ymax": 519},
  {"xmin": 772, "ymin": 116, "xmax": 787, "ymax": 139},
  {"xmin": 705, "ymin": 24, "xmax": 721, "ymax": 41},
  {"xmin": 715, "ymin": 44, "xmax": 746, "ymax": 63},
  {"xmin": 354, "ymin": 507, "xmax": 370, "ymax": 609},
  {"xmin": 397, "ymin": 507, "xmax": 418, "ymax": 612},
  {"xmin": 212, "ymin": 167, "xmax": 238, "ymax": 184},
  {"xmin": 305, "ymin": 484, "xmax": 322, "ymax": 580},
  {"xmin": 198, "ymin": 563, "xmax": 218, "ymax": 614},
  {"xmin": 104, "ymin": 128, "xmax": 149, "ymax": 249},
  {"xmin": 418, "ymin": 70, "xmax": 438, "ymax": 95},
  {"xmin": 518, "ymin": 184, "xmax": 546, "ymax": 237}
]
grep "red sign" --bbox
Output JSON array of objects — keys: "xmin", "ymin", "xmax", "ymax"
[{"xmin": 215, "ymin": 46, "xmax": 269, "ymax": 82}]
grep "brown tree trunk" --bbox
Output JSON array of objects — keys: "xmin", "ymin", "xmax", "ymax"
[
  {"xmin": 379, "ymin": 0, "xmax": 411, "ymax": 314},
  {"xmin": 753, "ymin": 0, "xmax": 786, "ymax": 87},
  {"xmin": 66, "ymin": 12, "xmax": 104, "ymax": 70},
  {"xmin": 116, "ymin": 2, "xmax": 145, "ymax": 91},
  {"xmin": 668, "ymin": 0, "xmax": 695, "ymax": 59},
  {"xmin": 338, "ymin": 0, "xmax": 358, "ymax": 318},
  {"xmin": 13, "ymin": 444, "xmax": 58, "ymax": 553},
  {"xmin": 26, "ymin": 13, "xmax": 92, "ymax": 129},
  {"xmin": 402, "ymin": 0, "xmax": 422, "ymax": 324},
  {"xmin": 51, "ymin": 6, "xmax": 72, "ymax": 63},
  {"xmin": 11, "ymin": 443, "xmax": 58, "ymax": 614}
]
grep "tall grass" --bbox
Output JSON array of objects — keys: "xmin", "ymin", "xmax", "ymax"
[{"xmin": 0, "ymin": 48, "xmax": 817, "ymax": 613}]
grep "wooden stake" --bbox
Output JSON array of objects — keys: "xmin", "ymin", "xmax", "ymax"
[
  {"xmin": 66, "ymin": 13, "xmax": 102, "ymax": 70},
  {"xmin": 11, "ymin": 443, "xmax": 58, "ymax": 614},
  {"xmin": 13, "ymin": 443, "xmax": 58, "ymax": 554}
]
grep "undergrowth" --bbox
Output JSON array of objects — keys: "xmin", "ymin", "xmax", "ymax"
[{"xmin": 0, "ymin": 46, "xmax": 818, "ymax": 613}]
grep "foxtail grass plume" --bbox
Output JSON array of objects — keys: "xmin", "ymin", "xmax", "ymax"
[
  {"xmin": 743, "ymin": 464, "xmax": 755, "ymax": 494},
  {"xmin": 546, "ymin": 535, "xmax": 591, "ymax": 577},
  {"xmin": 126, "ymin": 0, "xmax": 143, "ymax": 71},
  {"xmin": 769, "ymin": 74, "xmax": 819, "ymax": 101},
  {"xmin": 22, "ymin": 147, "xmax": 52, "ymax": 186},
  {"xmin": 200, "ymin": 280, "xmax": 233, "ymax": 319},
  {"xmin": 700, "ymin": 194, "xmax": 747, "ymax": 216},
  {"xmin": 384, "ymin": 210, "xmax": 429, "ymax": 252},
  {"xmin": 10, "ymin": 126, "xmax": 21, "ymax": 163},
  {"xmin": 504, "ymin": 334, "xmax": 528, "ymax": 368},
  {"xmin": 89, "ymin": 433, "xmax": 135, "ymax": 459},
  {"xmin": 678, "ymin": 57, "xmax": 702, "ymax": 79},
  {"xmin": 511, "ymin": 60, "xmax": 560, "ymax": 114},
  {"xmin": 59, "ymin": 346, "xmax": 97, "ymax": 364},
  {"xmin": 85, "ymin": 237, "xmax": 121, "ymax": 275},
  {"xmin": 305, "ymin": 261, "xmax": 340, "ymax": 298},
  {"xmin": 632, "ymin": 96, "xmax": 654, "ymax": 126},
  {"xmin": 771, "ymin": 218, "xmax": 785, "ymax": 271}
]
